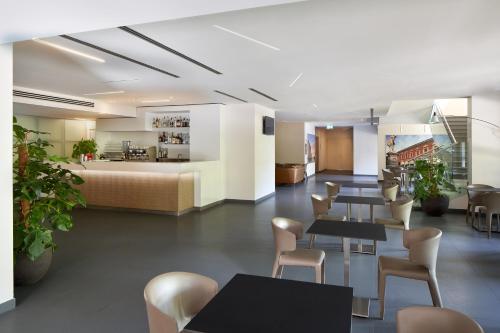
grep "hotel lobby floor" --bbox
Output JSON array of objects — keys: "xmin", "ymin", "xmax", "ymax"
[{"xmin": 1, "ymin": 173, "xmax": 500, "ymax": 332}]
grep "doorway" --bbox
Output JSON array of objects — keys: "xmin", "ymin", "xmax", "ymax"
[{"xmin": 315, "ymin": 127, "xmax": 353, "ymax": 174}]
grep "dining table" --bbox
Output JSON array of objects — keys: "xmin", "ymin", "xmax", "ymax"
[
  {"xmin": 184, "ymin": 273, "xmax": 353, "ymax": 333},
  {"xmin": 307, "ymin": 219, "xmax": 387, "ymax": 318}
]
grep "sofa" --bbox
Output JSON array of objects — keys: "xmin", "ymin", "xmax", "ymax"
[{"xmin": 275, "ymin": 164, "xmax": 305, "ymax": 185}]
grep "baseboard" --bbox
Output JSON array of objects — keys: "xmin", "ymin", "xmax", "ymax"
[
  {"xmin": 83, "ymin": 205, "xmax": 193, "ymax": 216},
  {"xmin": 196, "ymin": 200, "xmax": 225, "ymax": 211},
  {"xmin": 0, "ymin": 298, "xmax": 15, "ymax": 315},
  {"xmin": 225, "ymin": 192, "xmax": 276, "ymax": 205}
]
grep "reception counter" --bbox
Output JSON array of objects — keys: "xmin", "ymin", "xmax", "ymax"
[{"xmin": 66, "ymin": 160, "xmax": 224, "ymax": 214}]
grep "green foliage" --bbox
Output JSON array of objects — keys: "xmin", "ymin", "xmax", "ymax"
[
  {"xmin": 412, "ymin": 159, "xmax": 455, "ymax": 201},
  {"xmin": 13, "ymin": 117, "xmax": 86, "ymax": 261},
  {"xmin": 71, "ymin": 138, "xmax": 98, "ymax": 159}
]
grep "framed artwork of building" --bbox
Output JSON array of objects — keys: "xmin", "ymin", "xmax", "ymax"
[
  {"xmin": 385, "ymin": 134, "xmax": 450, "ymax": 167},
  {"xmin": 306, "ymin": 133, "xmax": 316, "ymax": 163}
]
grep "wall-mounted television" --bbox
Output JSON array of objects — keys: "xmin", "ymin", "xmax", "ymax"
[{"xmin": 263, "ymin": 116, "xmax": 275, "ymax": 135}]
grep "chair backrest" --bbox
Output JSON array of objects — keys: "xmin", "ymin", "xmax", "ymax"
[
  {"xmin": 466, "ymin": 184, "xmax": 494, "ymax": 203},
  {"xmin": 383, "ymin": 184, "xmax": 399, "ymax": 202},
  {"xmin": 405, "ymin": 227, "xmax": 442, "ymax": 272},
  {"xmin": 397, "ymin": 306, "xmax": 484, "ymax": 333},
  {"xmin": 271, "ymin": 217, "xmax": 303, "ymax": 253},
  {"xmin": 484, "ymin": 192, "xmax": 500, "ymax": 213},
  {"xmin": 144, "ymin": 272, "xmax": 219, "ymax": 333},
  {"xmin": 325, "ymin": 182, "xmax": 340, "ymax": 198},
  {"xmin": 311, "ymin": 194, "xmax": 330, "ymax": 218},
  {"xmin": 391, "ymin": 197, "xmax": 414, "ymax": 229},
  {"xmin": 389, "ymin": 166, "xmax": 403, "ymax": 177}
]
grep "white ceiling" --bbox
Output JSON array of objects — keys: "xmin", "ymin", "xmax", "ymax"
[
  {"xmin": 13, "ymin": 0, "xmax": 500, "ymax": 121},
  {"xmin": 1, "ymin": 0, "xmax": 300, "ymax": 43}
]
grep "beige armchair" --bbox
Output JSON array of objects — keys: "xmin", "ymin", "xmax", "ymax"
[
  {"xmin": 478, "ymin": 192, "xmax": 500, "ymax": 238},
  {"xmin": 397, "ymin": 306, "xmax": 484, "ymax": 333},
  {"xmin": 310, "ymin": 194, "xmax": 346, "ymax": 247},
  {"xmin": 271, "ymin": 217, "xmax": 326, "ymax": 283},
  {"xmin": 325, "ymin": 182, "xmax": 340, "ymax": 199},
  {"xmin": 375, "ymin": 197, "xmax": 414, "ymax": 231},
  {"xmin": 466, "ymin": 184, "xmax": 493, "ymax": 225},
  {"xmin": 383, "ymin": 183, "xmax": 399, "ymax": 202},
  {"xmin": 144, "ymin": 272, "xmax": 218, "ymax": 333},
  {"xmin": 378, "ymin": 227, "xmax": 443, "ymax": 319}
]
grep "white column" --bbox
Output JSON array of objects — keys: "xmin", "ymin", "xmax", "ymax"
[{"xmin": 0, "ymin": 43, "xmax": 14, "ymax": 313}]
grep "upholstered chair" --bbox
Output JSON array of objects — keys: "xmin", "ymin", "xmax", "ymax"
[
  {"xmin": 397, "ymin": 306, "xmax": 484, "ymax": 333},
  {"xmin": 378, "ymin": 227, "xmax": 443, "ymax": 319},
  {"xmin": 310, "ymin": 194, "xmax": 346, "ymax": 247},
  {"xmin": 376, "ymin": 197, "xmax": 414, "ymax": 231},
  {"xmin": 144, "ymin": 272, "xmax": 218, "ymax": 333},
  {"xmin": 382, "ymin": 169, "xmax": 401, "ymax": 191},
  {"xmin": 325, "ymin": 182, "xmax": 341, "ymax": 200},
  {"xmin": 479, "ymin": 192, "xmax": 500, "ymax": 238},
  {"xmin": 271, "ymin": 217, "xmax": 326, "ymax": 284},
  {"xmin": 383, "ymin": 184, "xmax": 399, "ymax": 202},
  {"xmin": 466, "ymin": 184, "xmax": 493, "ymax": 225}
]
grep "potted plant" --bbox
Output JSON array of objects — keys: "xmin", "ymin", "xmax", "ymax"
[
  {"xmin": 413, "ymin": 158, "xmax": 455, "ymax": 216},
  {"xmin": 13, "ymin": 118, "xmax": 86, "ymax": 285},
  {"xmin": 72, "ymin": 138, "xmax": 98, "ymax": 162}
]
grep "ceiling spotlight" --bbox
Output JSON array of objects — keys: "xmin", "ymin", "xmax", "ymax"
[
  {"xmin": 312, "ymin": 104, "xmax": 318, "ymax": 108},
  {"xmin": 84, "ymin": 91, "xmax": 125, "ymax": 96},
  {"xmin": 32, "ymin": 38, "xmax": 106, "ymax": 63},
  {"xmin": 213, "ymin": 25, "xmax": 280, "ymax": 51},
  {"xmin": 289, "ymin": 73, "xmax": 303, "ymax": 87}
]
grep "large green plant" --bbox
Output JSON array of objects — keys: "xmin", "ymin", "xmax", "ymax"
[
  {"xmin": 13, "ymin": 118, "xmax": 86, "ymax": 261},
  {"xmin": 413, "ymin": 159, "xmax": 455, "ymax": 201},
  {"xmin": 71, "ymin": 138, "xmax": 98, "ymax": 159}
]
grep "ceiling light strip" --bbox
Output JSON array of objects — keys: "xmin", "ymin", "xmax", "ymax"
[
  {"xmin": 119, "ymin": 26, "xmax": 222, "ymax": 75},
  {"xmin": 32, "ymin": 38, "xmax": 106, "ymax": 63},
  {"xmin": 214, "ymin": 90, "xmax": 248, "ymax": 103},
  {"xmin": 213, "ymin": 25, "xmax": 280, "ymax": 51},
  {"xmin": 248, "ymin": 88, "xmax": 278, "ymax": 102},
  {"xmin": 84, "ymin": 91, "xmax": 125, "ymax": 96},
  {"xmin": 140, "ymin": 102, "xmax": 225, "ymax": 108},
  {"xmin": 60, "ymin": 35, "xmax": 180, "ymax": 78},
  {"xmin": 289, "ymin": 73, "xmax": 303, "ymax": 87}
]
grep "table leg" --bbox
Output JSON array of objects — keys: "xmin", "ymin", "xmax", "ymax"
[
  {"xmin": 343, "ymin": 237, "xmax": 350, "ymax": 286},
  {"xmin": 371, "ymin": 204, "xmax": 376, "ymax": 255},
  {"xmin": 357, "ymin": 188, "xmax": 363, "ymax": 252},
  {"xmin": 344, "ymin": 236, "xmax": 371, "ymax": 318}
]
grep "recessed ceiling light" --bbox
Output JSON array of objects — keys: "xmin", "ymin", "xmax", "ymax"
[
  {"xmin": 103, "ymin": 78, "xmax": 139, "ymax": 84},
  {"xmin": 213, "ymin": 25, "xmax": 280, "ymax": 51},
  {"xmin": 289, "ymin": 73, "xmax": 303, "ymax": 87},
  {"xmin": 84, "ymin": 91, "xmax": 125, "ymax": 96},
  {"xmin": 141, "ymin": 98, "xmax": 173, "ymax": 103},
  {"xmin": 313, "ymin": 104, "xmax": 318, "ymax": 108},
  {"xmin": 32, "ymin": 38, "xmax": 106, "ymax": 63}
]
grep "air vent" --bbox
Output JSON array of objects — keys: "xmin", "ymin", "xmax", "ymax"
[
  {"xmin": 60, "ymin": 35, "xmax": 180, "ymax": 78},
  {"xmin": 13, "ymin": 90, "xmax": 95, "ymax": 107},
  {"xmin": 119, "ymin": 26, "xmax": 222, "ymax": 75},
  {"xmin": 249, "ymin": 88, "xmax": 277, "ymax": 101},
  {"xmin": 214, "ymin": 90, "xmax": 248, "ymax": 103}
]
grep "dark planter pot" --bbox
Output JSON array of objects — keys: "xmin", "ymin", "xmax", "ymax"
[
  {"xmin": 14, "ymin": 249, "xmax": 52, "ymax": 285},
  {"xmin": 421, "ymin": 195, "xmax": 449, "ymax": 217}
]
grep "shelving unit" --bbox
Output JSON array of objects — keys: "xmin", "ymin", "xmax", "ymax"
[{"xmin": 150, "ymin": 111, "xmax": 190, "ymax": 160}]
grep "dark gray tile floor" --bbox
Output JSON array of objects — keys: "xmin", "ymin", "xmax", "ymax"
[{"xmin": 1, "ymin": 173, "xmax": 500, "ymax": 332}]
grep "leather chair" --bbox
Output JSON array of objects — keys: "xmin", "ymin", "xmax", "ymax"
[
  {"xmin": 383, "ymin": 183, "xmax": 399, "ymax": 202},
  {"xmin": 376, "ymin": 197, "xmax": 414, "ymax": 231},
  {"xmin": 478, "ymin": 192, "xmax": 500, "ymax": 238},
  {"xmin": 397, "ymin": 306, "xmax": 484, "ymax": 333},
  {"xmin": 378, "ymin": 227, "xmax": 443, "ymax": 319},
  {"xmin": 271, "ymin": 217, "xmax": 326, "ymax": 283},
  {"xmin": 382, "ymin": 168, "xmax": 401, "ymax": 192},
  {"xmin": 466, "ymin": 184, "xmax": 493, "ymax": 226},
  {"xmin": 325, "ymin": 182, "xmax": 341, "ymax": 200},
  {"xmin": 310, "ymin": 194, "xmax": 346, "ymax": 248},
  {"xmin": 144, "ymin": 272, "xmax": 218, "ymax": 333}
]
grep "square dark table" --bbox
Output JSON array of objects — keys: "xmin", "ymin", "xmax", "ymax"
[
  {"xmin": 333, "ymin": 195, "xmax": 386, "ymax": 255},
  {"xmin": 184, "ymin": 274, "xmax": 353, "ymax": 333},
  {"xmin": 338, "ymin": 182, "xmax": 379, "ymax": 189},
  {"xmin": 307, "ymin": 219, "xmax": 387, "ymax": 318}
]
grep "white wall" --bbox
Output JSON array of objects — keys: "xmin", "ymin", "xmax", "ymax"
[
  {"xmin": 353, "ymin": 125, "xmax": 378, "ymax": 175},
  {"xmin": 275, "ymin": 122, "xmax": 304, "ymax": 164},
  {"xmin": 470, "ymin": 93, "xmax": 500, "ymax": 186},
  {"xmin": 254, "ymin": 105, "xmax": 276, "ymax": 199},
  {"xmin": 0, "ymin": 43, "xmax": 14, "ymax": 312}
]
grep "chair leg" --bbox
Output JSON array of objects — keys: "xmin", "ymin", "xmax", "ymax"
[
  {"xmin": 488, "ymin": 213, "xmax": 492, "ymax": 239},
  {"xmin": 309, "ymin": 234, "xmax": 316, "ymax": 249},
  {"xmin": 315, "ymin": 264, "xmax": 322, "ymax": 284},
  {"xmin": 428, "ymin": 274, "xmax": 443, "ymax": 308},
  {"xmin": 272, "ymin": 258, "xmax": 280, "ymax": 278},
  {"xmin": 321, "ymin": 261, "xmax": 326, "ymax": 284},
  {"xmin": 378, "ymin": 269, "xmax": 386, "ymax": 319},
  {"xmin": 466, "ymin": 203, "xmax": 470, "ymax": 224},
  {"xmin": 373, "ymin": 240, "xmax": 377, "ymax": 255},
  {"xmin": 277, "ymin": 265, "xmax": 284, "ymax": 279}
]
